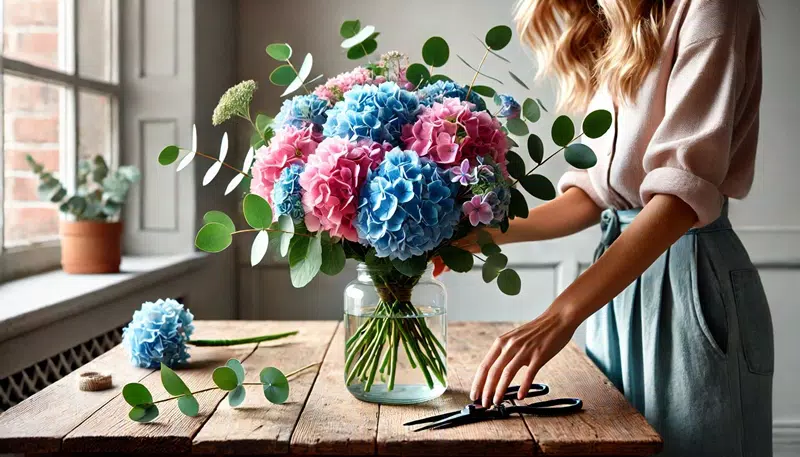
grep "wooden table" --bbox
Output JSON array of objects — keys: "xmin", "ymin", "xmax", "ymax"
[{"xmin": 0, "ymin": 321, "xmax": 662, "ymax": 456}]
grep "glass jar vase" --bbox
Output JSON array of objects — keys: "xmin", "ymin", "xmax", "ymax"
[{"xmin": 343, "ymin": 263, "xmax": 447, "ymax": 404}]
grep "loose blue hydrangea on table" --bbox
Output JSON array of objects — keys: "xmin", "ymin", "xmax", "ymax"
[
  {"xmin": 157, "ymin": 18, "xmax": 612, "ymax": 400},
  {"xmin": 122, "ymin": 299, "xmax": 194, "ymax": 369}
]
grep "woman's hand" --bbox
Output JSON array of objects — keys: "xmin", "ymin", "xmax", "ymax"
[{"xmin": 470, "ymin": 308, "xmax": 578, "ymax": 407}]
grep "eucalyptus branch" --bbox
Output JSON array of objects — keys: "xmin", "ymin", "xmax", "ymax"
[
  {"xmin": 511, "ymin": 132, "xmax": 585, "ymax": 187},
  {"xmin": 464, "ymin": 48, "xmax": 490, "ymax": 101},
  {"xmin": 472, "ymin": 253, "xmax": 487, "ymax": 263},
  {"xmin": 285, "ymin": 59, "xmax": 311, "ymax": 94},
  {"xmin": 150, "ymin": 387, "xmax": 217, "ymax": 405},
  {"xmin": 189, "ymin": 150, "xmax": 251, "ymax": 178},
  {"xmin": 231, "ymin": 228, "xmax": 314, "ymax": 238}
]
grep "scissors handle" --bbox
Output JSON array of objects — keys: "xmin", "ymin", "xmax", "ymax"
[
  {"xmin": 512, "ymin": 398, "xmax": 583, "ymax": 416},
  {"xmin": 488, "ymin": 383, "xmax": 549, "ymax": 403}
]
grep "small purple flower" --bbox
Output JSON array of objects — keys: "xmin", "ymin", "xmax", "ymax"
[
  {"xmin": 450, "ymin": 158, "xmax": 478, "ymax": 186},
  {"xmin": 463, "ymin": 195, "xmax": 494, "ymax": 226},
  {"xmin": 497, "ymin": 94, "xmax": 521, "ymax": 119}
]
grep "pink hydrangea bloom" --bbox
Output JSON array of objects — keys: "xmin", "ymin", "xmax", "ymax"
[
  {"xmin": 463, "ymin": 195, "xmax": 494, "ymax": 226},
  {"xmin": 313, "ymin": 67, "xmax": 375, "ymax": 103},
  {"xmin": 250, "ymin": 126, "xmax": 321, "ymax": 203},
  {"xmin": 401, "ymin": 97, "xmax": 508, "ymax": 174},
  {"xmin": 300, "ymin": 137, "xmax": 389, "ymax": 241}
]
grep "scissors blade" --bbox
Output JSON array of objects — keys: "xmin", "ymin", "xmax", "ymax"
[
  {"xmin": 403, "ymin": 409, "xmax": 463, "ymax": 426},
  {"xmin": 412, "ymin": 410, "xmax": 474, "ymax": 432}
]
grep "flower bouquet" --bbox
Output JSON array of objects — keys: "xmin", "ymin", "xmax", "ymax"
[{"xmin": 158, "ymin": 20, "xmax": 610, "ymax": 404}]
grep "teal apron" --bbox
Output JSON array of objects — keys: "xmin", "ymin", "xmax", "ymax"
[{"xmin": 588, "ymin": 203, "xmax": 774, "ymax": 457}]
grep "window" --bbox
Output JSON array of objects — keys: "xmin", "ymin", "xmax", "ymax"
[{"xmin": 0, "ymin": 0, "xmax": 119, "ymax": 282}]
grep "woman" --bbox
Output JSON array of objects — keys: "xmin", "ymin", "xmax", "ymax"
[{"xmin": 465, "ymin": 0, "xmax": 771, "ymax": 456}]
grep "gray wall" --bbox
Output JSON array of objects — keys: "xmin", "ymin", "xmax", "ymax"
[{"xmin": 236, "ymin": 0, "xmax": 800, "ymax": 453}]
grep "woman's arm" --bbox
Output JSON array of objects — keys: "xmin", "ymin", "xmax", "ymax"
[{"xmin": 470, "ymin": 194, "xmax": 698, "ymax": 407}]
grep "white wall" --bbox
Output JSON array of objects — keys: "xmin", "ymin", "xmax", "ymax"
[{"xmin": 236, "ymin": 0, "xmax": 800, "ymax": 452}]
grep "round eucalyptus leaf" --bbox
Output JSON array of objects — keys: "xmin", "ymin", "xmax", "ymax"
[
  {"xmin": 260, "ymin": 367, "xmax": 290, "ymax": 404},
  {"xmin": 428, "ymin": 74, "xmax": 452, "ymax": 84},
  {"xmin": 269, "ymin": 65, "xmax": 296, "ymax": 86},
  {"xmin": 278, "ymin": 214, "xmax": 295, "ymax": 257},
  {"xmin": 551, "ymin": 115, "xmax": 575, "ymax": 147},
  {"xmin": 158, "ymin": 145, "xmax": 179, "ymax": 165},
  {"xmin": 195, "ymin": 222, "xmax": 233, "ymax": 253},
  {"xmin": 391, "ymin": 255, "xmax": 427, "ymax": 277},
  {"xmin": 289, "ymin": 233, "xmax": 322, "ymax": 288},
  {"xmin": 203, "ymin": 211, "xmax": 235, "ymax": 234},
  {"xmin": 128, "ymin": 405, "xmax": 147, "ymax": 421},
  {"xmin": 506, "ymin": 118, "xmax": 529, "ymax": 136},
  {"xmin": 582, "ymin": 109, "xmax": 613, "ymax": 139},
  {"xmin": 226, "ymin": 359, "xmax": 246, "ymax": 384},
  {"xmin": 476, "ymin": 230, "xmax": 493, "ymax": 246},
  {"xmin": 522, "ymin": 98, "xmax": 540, "ymax": 123},
  {"xmin": 509, "ymin": 188, "xmax": 529, "ymax": 219},
  {"xmin": 178, "ymin": 395, "xmax": 199, "ymax": 417},
  {"xmin": 405, "ymin": 63, "xmax": 430, "ymax": 87},
  {"xmin": 250, "ymin": 230, "xmax": 270, "ymax": 267},
  {"xmin": 266, "ymin": 43, "xmax": 292, "ymax": 61},
  {"xmin": 481, "ymin": 243, "xmax": 502, "ymax": 256},
  {"xmin": 422, "ymin": 36, "xmax": 449, "ymax": 67},
  {"xmin": 439, "ymin": 246, "xmax": 473, "ymax": 273},
  {"xmin": 527, "ymin": 134, "xmax": 544, "ymax": 164},
  {"xmin": 282, "ymin": 53, "xmax": 313, "ymax": 97},
  {"xmin": 485, "ymin": 25, "xmax": 512, "ymax": 50},
  {"xmin": 519, "ymin": 174, "xmax": 556, "ymax": 201},
  {"xmin": 497, "ymin": 269, "xmax": 522, "ymax": 295},
  {"xmin": 346, "ymin": 38, "xmax": 378, "ymax": 60},
  {"xmin": 212, "ymin": 366, "xmax": 239, "ymax": 391},
  {"xmin": 243, "ymin": 193, "xmax": 273, "ymax": 229},
  {"xmin": 320, "ymin": 240, "xmax": 346, "ymax": 276},
  {"xmin": 160, "ymin": 363, "xmax": 191, "ymax": 396},
  {"xmin": 482, "ymin": 253, "xmax": 508, "ymax": 283},
  {"xmin": 505, "ymin": 150, "xmax": 526, "ymax": 180},
  {"xmin": 341, "ymin": 25, "xmax": 375, "ymax": 48},
  {"xmin": 129, "ymin": 404, "xmax": 159, "ymax": 423},
  {"xmin": 122, "ymin": 383, "xmax": 152, "ymax": 407},
  {"xmin": 565, "ymin": 143, "xmax": 598, "ymax": 169},
  {"xmin": 471, "ymin": 85, "xmax": 496, "ymax": 97},
  {"xmin": 340, "ymin": 20, "xmax": 361, "ymax": 38},
  {"xmin": 228, "ymin": 385, "xmax": 246, "ymax": 407}
]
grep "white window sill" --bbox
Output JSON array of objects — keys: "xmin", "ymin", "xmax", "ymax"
[{"xmin": 0, "ymin": 253, "xmax": 208, "ymax": 343}]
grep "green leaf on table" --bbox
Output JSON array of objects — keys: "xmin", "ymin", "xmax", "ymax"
[
  {"xmin": 439, "ymin": 246, "xmax": 473, "ymax": 273},
  {"xmin": 243, "ymin": 193, "xmax": 273, "ymax": 229},
  {"xmin": 482, "ymin": 253, "xmax": 508, "ymax": 283},
  {"xmin": 476, "ymin": 230, "xmax": 493, "ymax": 246},
  {"xmin": 122, "ymin": 383, "xmax": 152, "ymax": 407},
  {"xmin": 527, "ymin": 134, "xmax": 544, "ymax": 164},
  {"xmin": 228, "ymin": 385, "xmax": 246, "ymax": 407},
  {"xmin": 508, "ymin": 71, "xmax": 530, "ymax": 90},
  {"xmin": 129, "ymin": 404, "xmax": 159, "ymax": 423},
  {"xmin": 391, "ymin": 255, "xmax": 427, "ymax": 277},
  {"xmin": 481, "ymin": 243, "xmax": 501, "ymax": 256},
  {"xmin": 519, "ymin": 174, "xmax": 556, "ymax": 201},
  {"xmin": 497, "ymin": 268, "xmax": 522, "ymax": 295},
  {"xmin": 506, "ymin": 118, "xmax": 529, "ymax": 136},
  {"xmin": 583, "ymin": 109, "xmax": 613, "ymax": 139},
  {"xmin": 505, "ymin": 150, "xmax": 526, "ymax": 180},
  {"xmin": 422, "ymin": 36, "xmax": 449, "ymax": 67},
  {"xmin": 250, "ymin": 230, "xmax": 270, "ymax": 266},
  {"xmin": 485, "ymin": 25, "xmax": 512, "ymax": 50},
  {"xmin": 289, "ymin": 233, "xmax": 322, "ymax": 288},
  {"xmin": 196, "ymin": 223, "xmax": 233, "ymax": 253},
  {"xmin": 160, "ymin": 363, "xmax": 191, "ymax": 396},
  {"xmin": 472, "ymin": 85, "xmax": 496, "ymax": 97},
  {"xmin": 346, "ymin": 38, "xmax": 378, "ymax": 60},
  {"xmin": 509, "ymin": 188, "xmax": 529, "ymax": 219},
  {"xmin": 278, "ymin": 214, "xmax": 295, "ymax": 257},
  {"xmin": 203, "ymin": 211, "xmax": 235, "ymax": 233},
  {"xmin": 269, "ymin": 65, "xmax": 296, "ymax": 86},
  {"xmin": 266, "ymin": 43, "xmax": 292, "ymax": 61},
  {"xmin": 158, "ymin": 145, "xmax": 180, "ymax": 165},
  {"xmin": 320, "ymin": 238, "xmax": 346, "ymax": 276},
  {"xmin": 406, "ymin": 63, "xmax": 430, "ymax": 87},
  {"xmin": 212, "ymin": 366, "xmax": 239, "ymax": 391},
  {"xmin": 340, "ymin": 20, "xmax": 361, "ymax": 38},
  {"xmin": 551, "ymin": 115, "xmax": 575, "ymax": 147},
  {"xmin": 226, "ymin": 359, "xmax": 246, "ymax": 384},
  {"xmin": 565, "ymin": 143, "xmax": 597, "ymax": 169},
  {"xmin": 178, "ymin": 395, "xmax": 199, "ymax": 417},
  {"xmin": 260, "ymin": 367, "xmax": 290, "ymax": 404},
  {"xmin": 522, "ymin": 98, "xmax": 541, "ymax": 123}
]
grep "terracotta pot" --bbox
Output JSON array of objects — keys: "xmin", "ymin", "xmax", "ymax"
[{"xmin": 59, "ymin": 221, "xmax": 123, "ymax": 274}]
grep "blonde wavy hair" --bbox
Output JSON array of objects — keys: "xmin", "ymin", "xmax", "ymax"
[{"xmin": 515, "ymin": 0, "xmax": 671, "ymax": 112}]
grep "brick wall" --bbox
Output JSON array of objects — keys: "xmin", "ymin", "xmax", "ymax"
[{"xmin": 3, "ymin": 0, "xmax": 62, "ymax": 246}]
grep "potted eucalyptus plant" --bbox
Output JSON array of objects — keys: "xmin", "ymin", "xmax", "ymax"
[{"xmin": 26, "ymin": 155, "xmax": 140, "ymax": 274}]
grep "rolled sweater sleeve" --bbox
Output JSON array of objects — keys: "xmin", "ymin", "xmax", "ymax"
[
  {"xmin": 558, "ymin": 170, "xmax": 605, "ymax": 209},
  {"xmin": 640, "ymin": 35, "xmax": 743, "ymax": 227}
]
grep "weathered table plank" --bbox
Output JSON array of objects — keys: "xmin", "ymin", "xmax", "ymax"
[
  {"xmin": 377, "ymin": 322, "xmax": 537, "ymax": 457},
  {"xmin": 521, "ymin": 343, "xmax": 663, "ymax": 456},
  {"xmin": 290, "ymin": 324, "xmax": 380, "ymax": 455},
  {"xmin": 191, "ymin": 320, "xmax": 339, "ymax": 455},
  {"xmin": 62, "ymin": 321, "xmax": 296, "ymax": 454}
]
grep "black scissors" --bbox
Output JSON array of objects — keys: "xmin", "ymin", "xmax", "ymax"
[{"xmin": 403, "ymin": 384, "xmax": 582, "ymax": 432}]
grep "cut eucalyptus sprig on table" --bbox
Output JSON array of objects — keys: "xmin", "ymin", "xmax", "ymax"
[{"xmin": 122, "ymin": 359, "xmax": 319, "ymax": 423}]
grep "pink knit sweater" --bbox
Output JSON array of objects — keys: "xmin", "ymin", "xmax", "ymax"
[{"xmin": 558, "ymin": 0, "xmax": 762, "ymax": 227}]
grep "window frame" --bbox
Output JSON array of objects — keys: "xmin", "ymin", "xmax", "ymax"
[{"xmin": 0, "ymin": 0, "xmax": 121, "ymax": 283}]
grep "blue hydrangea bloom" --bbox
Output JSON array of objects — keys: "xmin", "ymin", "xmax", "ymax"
[
  {"xmin": 272, "ymin": 163, "xmax": 305, "ymax": 221},
  {"xmin": 497, "ymin": 94, "xmax": 521, "ymax": 119},
  {"xmin": 122, "ymin": 299, "xmax": 194, "ymax": 368},
  {"xmin": 323, "ymin": 82, "xmax": 420, "ymax": 146},
  {"xmin": 418, "ymin": 80, "xmax": 487, "ymax": 111},
  {"xmin": 274, "ymin": 94, "xmax": 329, "ymax": 131},
  {"xmin": 356, "ymin": 148, "xmax": 460, "ymax": 260}
]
